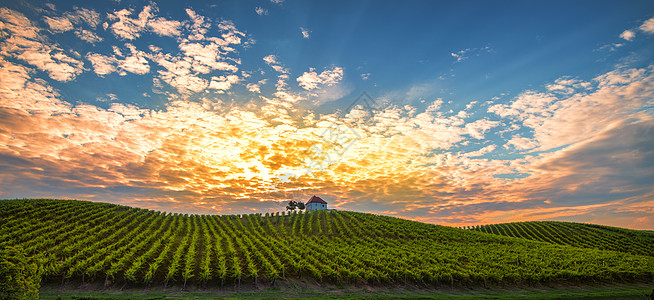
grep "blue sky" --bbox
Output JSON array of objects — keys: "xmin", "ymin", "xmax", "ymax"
[{"xmin": 1, "ymin": 0, "xmax": 653, "ymax": 229}]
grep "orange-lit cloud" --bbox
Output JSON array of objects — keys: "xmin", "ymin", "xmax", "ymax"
[{"xmin": 1, "ymin": 6, "xmax": 653, "ymax": 230}]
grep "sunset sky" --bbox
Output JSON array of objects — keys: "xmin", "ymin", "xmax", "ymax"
[{"xmin": 1, "ymin": 0, "xmax": 653, "ymax": 229}]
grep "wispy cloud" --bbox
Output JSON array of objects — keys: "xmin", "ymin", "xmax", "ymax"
[
  {"xmin": 255, "ymin": 7, "xmax": 268, "ymax": 16},
  {"xmin": 639, "ymin": 17, "xmax": 654, "ymax": 34},
  {"xmin": 620, "ymin": 29, "xmax": 635, "ymax": 41},
  {"xmin": 300, "ymin": 27, "xmax": 310, "ymax": 39},
  {"xmin": 263, "ymin": 54, "xmax": 288, "ymax": 74},
  {"xmin": 296, "ymin": 66, "xmax": 343, "ymax": 90},
  {"xmin": 0, "ymin": 8, "xmax": 85, "ymax": 81},
  {"xmin": 451, "ymin": 46, "xmax": 492, "ymax": 63}
]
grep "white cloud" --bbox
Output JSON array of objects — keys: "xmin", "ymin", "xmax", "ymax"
[
  {"xmin": 120, "ymin": 53, "xmax": 150, "ymax": 75},
  {"xmin": 178, "ymin": 41, "xmax": 239, "ymax": 73},
  {"xmin": 297, "ymin": 66, "xmax": 343, "ymax": 90},
  {"xmin": 209, "ymin": 75, "xmax": 240, "ymax": 91},
  {"xmin": 86, "ymin": 44, "xmax": 150, "ymax": 76},
  {"xmin": 451, "ymin": 48, "xmax": 469, "ymax": 62},
  {"xmin": 255, "ymin": 7, "xmax": 268, "ymax": 16},
  {"xmin": 639, "ymin": 17, "xmax": 654, "ymax": 34},
  {"xmin": 43, "ymin": 8, "xmax": 102, "ymax": 43},
  {"xmin": 86, "ymin": 53, "xmax": 118, "ymax": 75},
  {"xmin": 148, "ymin": 17, "xmax": 182, "ymax": 37},
  {"xmin": 247, "ymin": 79, "xmax": 267, "ymax": 93},
  {"xmin": 0, "ymin": 8, "xmax": 84, "ymax": 82},
  {"xmin": 505, "ymin": 135, "xmax": 538, "ymax": 151},
  {"xmin": 150, "ymin": 51, "xmax": 210, "ymax": 94},
  {"xmin": 43, "ymin": 16, "xmax": 74, "ymax": 32},
  {"xmin": 158, "ymin": 70, "xmax": 208, "ymax": 93},
  {"xmin": 75, "ymin": 29, "xmax": 103, "ymax": 43},
  {"xmin": 451, "ymin": 46, "xmax": 492, "ymax": 63},
  {"xmin": 464, "ymin": 119, "xmax": 500, "ymax": 139},
  {"xmin": 464, "ymin": 144, "xmax": 496, "ymax": 157},
  {"xmin": 72, "ymin": 8, "xmax": 101, "ymax": 27},
  {"xmin": 490, "ymin": 65, "xmax": 654, "ymax": 151},
  {"xmin": 596, "ymin": 43, "xmax": 624, "ymax": 52},
  {"xmin": 263, "ymin": 54, "xmax": 288, "ymax": 73},
  {"xmin": 107, "ymin": 6, "xmax": 153, "ymax": 40},
  {"xmin": 545, "ymin": 77, "xmax": 590, "ymax": 94},
  {"xmin": 271, "ymin": 0, "xmax": 284, "ymax": 4},
  {"xmin": 300, "ymin": 27, "xmax": 310, "ymax": 39},
  {"xmin": 185, "ymin": 9, "xmax": 209, "ymax": 40},
  {"xmin": 620, "ymin": 29, "xmax": 635, "ymax": 41},
  {"xmin": 361, "ymin": 73, "xmax": 371, "ymax": 80}
]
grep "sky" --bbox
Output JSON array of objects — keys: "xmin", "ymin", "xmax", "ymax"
[{"xmin": 1, "ymin": 0, "xmax": 653, "ymax": 229}]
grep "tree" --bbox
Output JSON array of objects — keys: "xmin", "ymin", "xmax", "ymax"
[
  {"xmin": 0, "ymin": 246, "xmax": 41, "ymax": 300},
  {"xmin": 286, "ymin": 201, "xmax": 305, "ymax": 211}
]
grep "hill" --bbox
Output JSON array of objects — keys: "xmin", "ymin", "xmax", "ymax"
[
  {"xmin": 1, "ymin": 199, "xmax": 653, "ymax": 290},
  {"xmin": 465, "ymin": 221, "xmax": 654, "ymax": 257}
]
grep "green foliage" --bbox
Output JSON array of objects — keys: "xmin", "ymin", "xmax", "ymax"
[
  {"xmin": 0, "ymin": 246, "xmax": 42, "ymax": 300},
  {"xmin": 1, "ymin": 199, "xmax": 653, "ymax": 290},
  {"xmin": 468, "ymin": 221, "xmax": 654, "ymax": 257}
]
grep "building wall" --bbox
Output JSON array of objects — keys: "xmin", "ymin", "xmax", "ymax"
[{"xmin": 306, "ymin": 202, "xmax": 327, "ymax": 211}]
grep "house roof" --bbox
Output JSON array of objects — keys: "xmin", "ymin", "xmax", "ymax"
[{"xmin": 306, "ymin": 195, "xmax": 327, "ymax": 204}]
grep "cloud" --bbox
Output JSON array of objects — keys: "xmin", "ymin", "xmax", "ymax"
[
  {"xmin": 490, "ymin": 65, "xmax": 654, "ymax": 151},
  {"xmin": 263, "ymin": 54, "xmax": 288, "ymax": 73},
  {"xmin": 107, "ymin": 5, "xmax": 184, "ymax": 39},
  {"xmin": 86, "ymin": 53, "xmax": 118, "ymax": 75},
  {"xmin": 465, "ymin": 119, "xmax": 500, "ymax": 139},
  {"xmin": 639, "ymin": 17, "xmax": 654, "ymax": 34},
  {"xmin": 67, "ymin": 8, "xmax": 101, "ymax": 27},
  {"xmin": 75, "ymin": 29, "xmax": 103, "ymax": 43},
  {"xmin": 177, "ymin": 41, "xmax": 239, "ymax": 73},
  {"xmin": 255, "ymin": 7, "xmax": 268, "ymax": 16},
  {"xmin": 90, "ymin": 8, "xmax": 245, "ymax": 93},
  {"xmin": 451, "ymin": 48, "xmax": 470, "ymax": 62},
  {"xmin": 300, "ymin": 27, "xmax": 310, "ymax": 39},
  {"xmin": 119, "ymin": 44, "xmax": 150, "ymax": 75},
  {"xmin": 297, "ymin": 66, "xmax": 343, "ymax": 90},
  {"xmin": 107, "ymin": 6, "xmax": 153, "ymax": 40},
  {"xmin": 1, "ymin": 4, "xmax": 652, "ymax": 231},
  {"xmin": 247, "ymin": 79, "xmax": 267, "ymax": 93},
  {"xmin": 43, "ymin": 16, "xmax": 74, "ymax": 32},
  {"xmin": 505, "ymin": 135, "xmax": 538, "ymax": 151},
  {"xmin": 86, "ymin": 43, "xmax": 150, "ymax": 76},
  {"xmin": 209, "ymin": 74, "xmax": 240, "ymax": 91},
  {"xmin": 451, "ymin": 46, "xmax": 492, "ymax": 63},
  {"xmin": 270, "ymin": 0, "xmax": 284, "ymax": 4},
  {"xmin": 2, "ymin": 61, "xmax": 653, "ymax": 230},
  {"xmin": 620, "ymin": 29, "xmax": 635, "ymax": 41},
  {"xmin": 596, "ymin": 43, "xmax": 624, "ymax": 52},
  {"xmin": 464, "ymin": 144, "xmax": 496, "ymax": 157},
  {"xmin": 148, "ymin": 17, "xmax": 182, "ymax": 37},
  {"xmin": 0, "ymin": 8, "xmax": 84, "ymax": 82}
]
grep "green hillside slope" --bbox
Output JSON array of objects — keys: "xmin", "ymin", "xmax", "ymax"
[
  {"xmin": 1, "ymin": 199, "xmax": 653, "ymax": 289},
  {"xmin": 465, "ymin": 221, "xmax": 654, "ymax": 257}
]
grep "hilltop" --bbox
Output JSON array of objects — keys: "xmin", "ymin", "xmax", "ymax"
[
  {"xmin": 1, "ymin": 199, "xmax": 653, "ymax": 294},
  {"xmin": 465, "ymin": 221, "xmax": 654, "ymax": 257}
]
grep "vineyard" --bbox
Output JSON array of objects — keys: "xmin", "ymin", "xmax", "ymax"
[
  {"xmin": 1, "ymin": 199, "xmax": 653, "ymax": 290},
  {"xmin": 465, "ymin": 221, "xmax": 654, "ymax": 257}
]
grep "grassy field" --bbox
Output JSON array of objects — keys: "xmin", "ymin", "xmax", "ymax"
[
  {"xmin": 1, "ymin": 199, "xmax": 653, "ymax": 299},
  {"xmin": 38, "ymin": 282, "xmax": 654, "ymax": 299}
]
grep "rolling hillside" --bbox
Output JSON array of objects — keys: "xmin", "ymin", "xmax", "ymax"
[
  {"xmin": 465, "ymin": 221, "xmax": 654, "ymax": 257},
  {"xmin": 1, "ymin": 199, "xmax": 653, "ymax": 289}
]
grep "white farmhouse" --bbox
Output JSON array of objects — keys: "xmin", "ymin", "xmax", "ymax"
[{"xmin": 305, "ymin": 195, "xmax": 327, "ymax": 211}]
